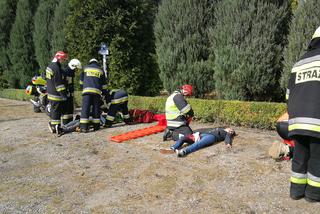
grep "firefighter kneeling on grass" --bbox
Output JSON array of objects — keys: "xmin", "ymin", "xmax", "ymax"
[
  {"xmin": 79, "ymin": 59, "xmax": 108, "ymax": 132},
  {"xmin": 163, "ymin": 84, "xmax": 194, "ymax": 141},
  {"xmin": 287, "ymin": 26, "xmax": 320, "ymax": 202},
  {"xmin": 101, "ymin": 89, "xmax": 133, "ymax": 128}
]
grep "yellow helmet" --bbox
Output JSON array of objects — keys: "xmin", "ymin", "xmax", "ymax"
[
  {"xmin": 32, "ymin": 76, "xmax": 46, "ymax": 86},
  {"xmin": 312, "ymin": 26, "xmax": 320, "ymax": 39},
  {"xmin": 25, "ymin": 85, "xmax": 34, "ymax": 95}
]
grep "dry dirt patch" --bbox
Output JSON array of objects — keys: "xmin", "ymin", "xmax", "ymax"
[{"xmin": 1, "ymin": 98, "xmax": 320, "ymax": 213}]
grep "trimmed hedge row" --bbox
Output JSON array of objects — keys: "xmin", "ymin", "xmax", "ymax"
[{"xmin": 0, "ymin": 89, "xmax": 287, "ymax": 129}]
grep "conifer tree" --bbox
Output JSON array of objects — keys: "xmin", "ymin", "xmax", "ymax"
[
  {"xmin": 0, "ymin": 0, "xmax": 19, "ymax": 88},
  {"xmin": 281, "ymin": 0, "xmax": 320, "ymax": 91},
  {"xmin": 33, "ymin": 0, "xmax": 58, "ymax": 71},
  {"xmin": 51, "ymin": 0, "xmax": 69, "ymax": 54},
  {"xmin": 7, "ymin": 0, "xmax": 39, "ymax": 88},
  {"xmin": 154, "ymin": 0, "xmax": 215, "ymax": 97},
  {"xmin": 66, "ymin": 0, "xmax": 160, "ymax": 95},
  {"xmin": 210, "ymin": 0, "xmax": 291, "ymax": 101}
]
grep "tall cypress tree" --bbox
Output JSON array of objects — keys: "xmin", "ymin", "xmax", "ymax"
[
  {"xmin": 66, "ymin": 0, "xmax": 160, "ymax": 96},
  {"xmin": 154, "ymin": 0, "xmax": 215, "ymax": 97},
  {"xmin": 0, "ymin": 0, "xmax": 19, "ymax": 88},
  {"xmin": 281, "ymin": 0, "xmax": 320, "ymax": 91},
  {"xmin": 33, "ymin": 0, "xmax": 58, "ymax": 71},
  {"xmin": 210, "ymin": 0, "xmax": 291, "ymax": 101},
  {"xmin": 7, "ymin": 0, "xmax": 38, "ymax": 88},
  {"xmin": 51, "ymin": 0, "xmax": 69, "ymax": 54}
]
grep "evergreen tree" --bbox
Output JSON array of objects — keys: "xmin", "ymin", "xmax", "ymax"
[
  {"xmin": 33, "ymin": 0, "xmax": 58, "ymax": 71},
  {"xmin": 210, "ymin": 0, "xmax": 291, "ymax": 101},
  {"xmin": 281, "ymin": 0, "xmax": 320, "ymax": 91},
  {"xmin": 0, "ymin": 0, "xmax": 19, "ymax": 88},
  {"xmin": 154, "ymin": 0, "xmax": 215, "ymax": 97},
  {"xmin": 7, "ymin": 0, "xmax": 39, "ymax": 88},
  {"xmin": 51, "ymin": 0, "xmax": 69, "ymax": 54},
  {"xmin": 66, "ymin": 0, "xmax": 160, "ymax": 96}
]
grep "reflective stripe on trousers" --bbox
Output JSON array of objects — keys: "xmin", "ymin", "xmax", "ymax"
[{"xmin": 291, "ymin": 172, "xmax": 307, "ymax": 184}]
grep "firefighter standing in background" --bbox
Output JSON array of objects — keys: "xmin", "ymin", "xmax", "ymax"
[
  {"xmin": 102, "ymin": 89, "xmax": 133, "ymax": 127},
  {"xmin": 287, "ymin": 26, "xmax": 320, "ymax": 202},
  {"xmin": 61, "ymin": 59, "xmax": 82, "ymax": 125},
  {"xmin": 79, "ymin": 59, "xmax": 108, "ymax": 132},
  {"xmin": 163, "ymin": 84, "xmax": 194, "ymax": 141},
  {"xmin": 46, "ymin": 51, "xmax": 68, "ymax": 134}
]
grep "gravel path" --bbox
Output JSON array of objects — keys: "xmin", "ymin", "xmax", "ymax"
[{"xmin": 1, "ymin": 98, "xmax": 320, "ymax": 213}]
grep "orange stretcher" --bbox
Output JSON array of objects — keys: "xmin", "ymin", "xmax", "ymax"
[{"xmin": 110, "ymin": 124, "xmax": 166, "ymax": 143}]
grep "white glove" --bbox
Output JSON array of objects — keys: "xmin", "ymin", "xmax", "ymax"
[{"xmin": 68, "ymin": 59, "xmax": 82, "ymax": 70}]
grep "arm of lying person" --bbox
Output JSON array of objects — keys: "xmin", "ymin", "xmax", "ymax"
[{"xmin": 224, "ymin": 133, "xmax": 233, "ymax": 148}]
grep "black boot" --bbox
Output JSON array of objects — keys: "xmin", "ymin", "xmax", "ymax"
[
  {"xmin": 104, "ymin": 120, "xmax": 113, "ymax": 128},
  {"xmin": 124, "ymin": 118, "xmax": 134, "ymax": 125},
  {"xmin": 163, "ymin": 128, "xmax": 173, "ymax": 141}
]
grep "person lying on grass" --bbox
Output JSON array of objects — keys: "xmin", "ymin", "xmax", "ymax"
[{"xmin": 170, "ymin": 127, "xmax": 237, "ymax": 157}]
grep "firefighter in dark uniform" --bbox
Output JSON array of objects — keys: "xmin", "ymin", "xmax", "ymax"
[
  {"xmin": 102, "ymin": 89, "xmax": 133, "ymax": 127},
  {"xmin": 61, "ymin": 59, "xmax": 82, "ymax": 125},
  {"xmin": 79, "ymin": 59, "xmax": 107, "ymax": 132},
  {"xmin": 163, "ymin": 84, "xmax": 194, "ymax": 141},
  {"xmin": 287, "ymin": 26, "xmax": 320, "ymax": 202},
  {"xmin": 45, "ymin": 51, "xmax": 68, "ymax": 134}
]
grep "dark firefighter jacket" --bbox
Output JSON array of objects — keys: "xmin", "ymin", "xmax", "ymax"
[
  {"xmin": 165, "ymin": 90, "xmax": 194, "ymax": 128},
  {"xmin": 287, "ymin": 37, "xmax": 320, "ymax": 138},
  {"xmin": 45, "ymin": 61, "xmax": 66, "ymax": 102},
  {"xmin": 63, "ymin": 66, "xmax": 75, "ymax": 94},
  {"xmin": 79, "ymin": 62, "xmax": 108, "ymax": 96},
  {"xmin": 105, "ymin": 89, "xmax": 128, "ymax": 105}
]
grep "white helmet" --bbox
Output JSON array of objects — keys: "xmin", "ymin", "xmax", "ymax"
[
  {"xmin": 89, "ymin": 58, "xmax": 98, "ymax": 64},
  {"xmin": 68, "ymin": 58, "xmax": 82, "ymax": 70},
  {"xmin": 312, "ymin": 26, "xmax": 320, "ymax": 40}
]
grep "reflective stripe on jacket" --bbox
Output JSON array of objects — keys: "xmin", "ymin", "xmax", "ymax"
[
  {"xmin": 287, "ymin": 46, "xmax": 320, "ymax": 138},
  {"xmin": 165, "ymin": 91, "xmax": 191, "ymax": 128},
  {"xmin": 80, "ymin": 62, "xmax": 107, "ymax": 96}
]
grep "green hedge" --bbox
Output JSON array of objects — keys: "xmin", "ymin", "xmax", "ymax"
[{"xmin": 0, "ymin": 89, "xmax": 286, "ymax": 129}]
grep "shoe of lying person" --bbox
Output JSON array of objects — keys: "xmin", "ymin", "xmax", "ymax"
[{"xmin": 176, "ymin": 149, "xmax": 187, "ymax": 157}]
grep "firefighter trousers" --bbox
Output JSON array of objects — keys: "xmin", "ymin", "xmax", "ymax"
[
  {"xmin": 291, "ymin": 135, "xmax": 320, "ymax": 201},
  {"xmin": 169, "ymin": 125, "xmax": 193, "ymax": 141},
  {"xmin": 49, "ymin": 100, "xmax": 63, "ymax": 128},
  {"xmin": 106, "ymin": 101, "xmax": 130, "ymax": 122},
  {"xmin": 80, "ymin": 94, "xmax": 101, "ymax": 131},
  {"xmin": 62, "ymin": 95, "xmax": 74, "ymax": 125}
]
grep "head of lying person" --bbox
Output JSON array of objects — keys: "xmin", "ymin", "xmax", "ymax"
[{"xmin": 224, "ymin": 128, "xmax": 236, "ymax": 137}]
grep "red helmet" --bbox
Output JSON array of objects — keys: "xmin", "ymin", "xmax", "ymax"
[
  {"xmin": 181, "ymin": 84, "xmax": 193, "ymax": 96},
  {"xmin": 54, "ymin": 51, "xmax": 68, "ymax": 61}
]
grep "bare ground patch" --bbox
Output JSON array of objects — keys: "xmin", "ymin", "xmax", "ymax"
[{"xmin": 1, "ymin": 98, "xmax": 320, "ymax": 213}]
